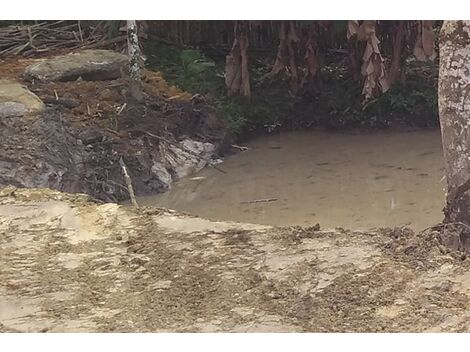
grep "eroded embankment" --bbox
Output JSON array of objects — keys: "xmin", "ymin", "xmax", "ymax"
[
  {"xmin": 1, "ymin": 187, "xmax": 470, "ymax": 332},
  {"xmin": 0, "ymin": 51, "xmax": 228, "ymax": 203}
]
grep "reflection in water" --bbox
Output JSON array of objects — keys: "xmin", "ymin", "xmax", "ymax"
[{"xmin": 138, "ymin": 130, "xmax": 446, "ymax": 231}]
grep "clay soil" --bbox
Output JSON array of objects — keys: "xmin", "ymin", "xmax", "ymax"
[{"xmin": 2, "ymin": 187, "xmax": 470, "ymax": 332}]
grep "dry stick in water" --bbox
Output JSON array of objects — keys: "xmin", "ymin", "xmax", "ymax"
[
  {"xmin": 241, "ymin": 198, "xmax": 278, "ymax": 204},
  {"xmin": 119, "ymin": 157, "xmax": 139, "ymax": 208},
  {"xmin": 231, "ymin": 144, "xmax": 249, "ymax": 151}
]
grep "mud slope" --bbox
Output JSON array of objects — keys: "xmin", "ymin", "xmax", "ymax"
[
  {"xmin": 1, "ymin": 186, "xmax": 470, "ymax": 332},
  {"xmin": 0, "ymin": 53, "xmax": 227, "ymax": 202}
]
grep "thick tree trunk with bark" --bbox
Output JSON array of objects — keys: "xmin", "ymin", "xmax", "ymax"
[
  {"xmin": 438, "ymin": 21, "xmax": 470, "ymax": 225},
  {"xmin": 127, "ymin": 20, "xmax": 143, "ymax": 102}
]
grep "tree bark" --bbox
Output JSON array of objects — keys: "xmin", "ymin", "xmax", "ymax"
[
  {"xmin": 225, "ymin": 21, "xmax": 251, "ymax": 97},
  {"xmin": 438, "ymin": 21, "xmax": 470, "ymax": 225},
  {"xmin": 389, "ymin": 21, "xmax": 405, "ymax": 86},
  {"xmin": 265, "ymin": 21, "xmax": 300, "ymax": 93},
  {"xmin": 127, "ymin": 20, "xmax": 143, "ymax": 102}
]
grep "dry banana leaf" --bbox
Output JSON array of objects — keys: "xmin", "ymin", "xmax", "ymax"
[{"xmin": 348, "ymin": 20, "xmax": 389, "ymax": 100}]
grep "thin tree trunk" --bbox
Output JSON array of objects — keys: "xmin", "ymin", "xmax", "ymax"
[
  {"xmin": 438, "ymin": 20, "xmax": 470, "ymax": 225},
  {"xmin": 225, "ymin": 21, "xmax": 251, "ymax": 97},
  {"xmin": 389, "ymin": 21, "xmax": 405, "ymax": 86},
  {"xmin": 127, "ymin": 20, "xmax": 143, "ymax": 102}
]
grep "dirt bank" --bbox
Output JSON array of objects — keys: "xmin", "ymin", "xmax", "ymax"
[
  {"xmin": 0, "ymin": 53, "xmax": 228, "ymax": 202},
  {"xmin": 2, "ymin": 187, "xmax": 470, "ymax": 332}
]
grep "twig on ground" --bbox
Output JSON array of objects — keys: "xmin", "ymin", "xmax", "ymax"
[{"xmin": 117, "ymin": 103, "xmax": 127, "ymax": 115}]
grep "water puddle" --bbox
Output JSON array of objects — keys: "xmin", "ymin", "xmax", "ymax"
[{"xmin": 138, "ymin": 130, "xmax": 446, "ymax": 230}]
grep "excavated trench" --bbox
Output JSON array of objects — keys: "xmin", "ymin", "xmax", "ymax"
[
  {"xmin": 3, "ymin": 50, "xmax": 470, "ymax": 333},
  {"xmin": 0, "ymin": 53, "xmax": 229, "ymax": 203}
]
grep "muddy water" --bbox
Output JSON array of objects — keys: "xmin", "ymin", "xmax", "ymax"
[{"xmin": 138, "ymin": 130, "xmax": 446, "ymax": 230}]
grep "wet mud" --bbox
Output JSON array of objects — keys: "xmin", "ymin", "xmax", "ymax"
[{"xmin": 2, "ymin": 187, "xmax": 470, "ymax": 332}]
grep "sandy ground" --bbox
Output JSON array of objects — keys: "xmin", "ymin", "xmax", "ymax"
[{"xmin": 1, "ymin": 186, "xmax": 470, "ymax": 332}]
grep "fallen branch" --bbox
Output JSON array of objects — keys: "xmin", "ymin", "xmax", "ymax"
[
  {"xmin": 81, "ymin": 35, "xmax": 127, "ymax": 50},
  {"xmin": 241, "ymin": 198, "xmax": 278, "ymax": 204},
  {"xmin": 211, "ymin": 164, "xmax": 227, "ymax": 174},
  {"xmin": 119, "ymin": 157, "xmax": 139, "ymax": 208},
  {"xmin": 117, "ymin": 102, "xmax": 127, "ymax": 115},
  {"xmin": 0, "ymin": 21, "xmax": 112, "ymax": 57}
]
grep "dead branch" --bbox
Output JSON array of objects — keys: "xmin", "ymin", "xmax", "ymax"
[
  {"xmin": 0, "ymin": 21, "xmax": 112, "ymax": 57},
  {"xmin": 241, "ymin": 198, "xmax": 278, "ymax": 204},
  {"xmin": 119, "ymin": 157, "xmax": 139, "ymax": 208},
  {"xmin": 231, "ymin": 144, "xmax": 249, "ymax": 151}
]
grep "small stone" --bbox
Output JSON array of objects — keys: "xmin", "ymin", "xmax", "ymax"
[{"xmin": 0, "ymin": 80, "xmax": 45, "ymax": 117}]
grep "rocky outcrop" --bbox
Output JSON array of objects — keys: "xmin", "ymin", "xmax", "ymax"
[
  {"xmin": 0, "ymin": 80, "xmax": 44, "ymax": 118},
  {"xmin": 24, "ymin": 50, "xmax": 128, "ymax": 82}
]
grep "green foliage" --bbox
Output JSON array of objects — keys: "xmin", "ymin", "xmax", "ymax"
[
  {"xmin": 178, "ymin": 49, "xmax": 217, "ymax": 92},
  {"xmin": 144, "ymin": 41, "xmax": 294, "ymax": 135},
  {"xmin": 145, "ymin": 42, "xmax": 224, "ymax": 95},
  {"xmin": 299, "ymin": 60, "xmax": 439, "ymax": 129},
  {"xmin": 144, "ymin": 39, "xmax": 439, "ymax": 136}
]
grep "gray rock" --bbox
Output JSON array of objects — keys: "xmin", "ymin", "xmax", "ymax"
[
  {"xmin": 164, "ymin": 139, "xmax": 216, "ymax": 180},
  {"xmin": 151, "ymin": 161, "xmax": 172, "ymax": 190},
  {"xmin": 24, "ymin": 49, "xmax": 128, "ymax": 82},
  {"xmin": 0, "ymin": 80, "xmax": 45, "ymax": 118},
  {"xmin": 0, "ymin": 102, "xmax": 28, "ymax": 118}
]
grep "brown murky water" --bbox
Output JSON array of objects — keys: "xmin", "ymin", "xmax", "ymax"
[{"xmin": 138, "ymin": 130, "xmax": 446, "ymax": 231}]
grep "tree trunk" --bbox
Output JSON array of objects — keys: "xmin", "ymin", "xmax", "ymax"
[
  {"xmin": 266, "ymin": 21, "xmax": 300, "ymax": 93},
  {"xmin": 127, "ymin": 20, "xmax": 143, "ymax": 102},
  {"xmin": 438, "ymin": 21, "xmax": 470, "ymax": 225},
  {"xmin": 389, "ymin": 21, "xmax": 405, "ymax": 86},
  {"xmin": 225, "ymin": 21, "xmax": 251, "ymax": 97}
]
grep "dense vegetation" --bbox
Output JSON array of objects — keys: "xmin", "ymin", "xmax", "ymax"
[
  {"xmin": 143, "ymin": 21, "xmax": 439, "ymax": 136},
  {"xmin": 0, "ymin": 20, "xmax": 440, "ymax": 135}
]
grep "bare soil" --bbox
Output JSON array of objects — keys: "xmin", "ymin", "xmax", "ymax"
[
  {"xmin": 2, "ymin": 187, "xmax": 470, "ymax": 332},
  {"xmin": 0, "ymin": 54, "xmax": 227, "ymax": 202}
]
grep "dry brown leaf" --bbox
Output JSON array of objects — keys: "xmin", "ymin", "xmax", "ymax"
[{"xmin": 353, "ymin": 20, "xmax": 389, "ymax": 100}]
